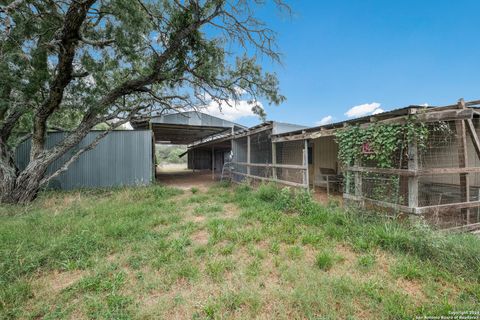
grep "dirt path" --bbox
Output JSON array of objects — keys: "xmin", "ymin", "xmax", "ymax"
[
  {"xmin": 157, "ymin": 167, "xmax": 343, "ymax": 206},
  {"xmin": 156, "ymin": 168, "xmax": 217, "ymax": 191}
]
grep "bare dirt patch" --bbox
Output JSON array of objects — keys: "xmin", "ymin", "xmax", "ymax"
[
  {"xmin": 33, "ymin": 270, "xmax": 86, "ymax": 295},
  {"xmin": 312, "ymin": 188, "xmax": 343, "ymax": 206},
  {"xmin": 156, "ymin": 169, "xmax": 216, "ymax": 192},
  {"xmin": 335, "ymin": 244, "xmax": 358, "ymax": 264},
  {"xmin": 396, "ymin": 278, "xmax": 426, "ymax": 300},
  {"xmin": 190, "ymin": 215, "xmax": 206, "ymax": 223},
  {"xmin": 223, "ymin": 203, "xmax": 240, "ymax": 219},
  {"xmin": 191, "ymin": 229, "xmax": 209, "ymax": 245}
]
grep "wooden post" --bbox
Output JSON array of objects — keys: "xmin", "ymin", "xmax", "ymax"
[
  {"xmin": 456, "ymin": 98, "xmax": 471, "ymax": 223},
  {"xmin": 192, "ymin": 149, "xmax": 195, "ymax": 173},
  {"xmin": 272, "ymin": 142, "xmax": 277, "ymax": 180},
  {"xmin": 211, "ymin": 146, "xmax": 215, "ymax": 180},
  {"xmin": 345, "ymin": 163, "xmax": 351, "ymax": 196},
  {"xmin": 247, "ymin": 135, "xmax": 251, "ymax": 176},
  {"xmin": 304, "ymin": 139, "xmax": 309, "ymax": 190},
  {"xmin": 408, "ymin": 139, "xmax": 419, "ymax": 208},
  {"xmin": 354, "ymin": 158, "xmax": 362, "ymax": 198}
]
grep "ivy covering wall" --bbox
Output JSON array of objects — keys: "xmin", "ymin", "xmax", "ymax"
[
  {"xmin": 334, "ymin": 119, "xmax": 431, "ymax": 204},
  {"xmin": 335, "ymin": 119, "xmax": 430, "ymax": 169}
]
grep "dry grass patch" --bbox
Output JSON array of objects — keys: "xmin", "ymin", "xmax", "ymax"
[
  {"xmin": 40, "ymin": 192, "xmax": 84, "ymax": 213},
  {"xmin": 190, "ymin": 215, "xmax": 206, "ymax": 223},
  {"xmin": 396, "ymin": 278, "xmax": 426, "ymax": 300},
  {"xmin": 191, "ymin": 229, "xmax": 209, "ymax": 245},
  {"xmin": 223, "ymin": 203, "xmax": 241, "ymax": 219},
  {"xmin": 33, "ymin": 269, "xmax": 87, "ymax": 296}
]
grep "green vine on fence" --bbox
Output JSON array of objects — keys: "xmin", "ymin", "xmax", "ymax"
[{"xmin": 335, "ymin": 118, "xmax": 430, "ymax": 169}]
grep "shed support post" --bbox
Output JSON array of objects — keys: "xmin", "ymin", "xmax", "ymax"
[
  {"xmin": 247, "ymin": 135, "xmax": 251, "ymax": 176},
  {"xmin": 192, "ymin": 149, "xmax": 195, "ymax": 173},
  {"xmin": 457, "ymin": 99, "xmax": 471, "ymax": 223},
  {"xmin": 272, "ymin": 142, "xmax": 277, "ymax": 180},
  {"xmin": 212, "ymin": 146, "xmax": 215, "ymax": 180},
  {"xmin": 151, "ymin": 131, "xmax": 156, "ymax": 182},
  {"xmin": 303, "ymin": 139, "xmax": 309, "ymax": 190},
  {"xmin": 408, "ymin": 139, "xmax": 419, "ymax": 209},
  {"xmin": 345, "ymin": 166, "xmax": 351, "ymax": 197}
]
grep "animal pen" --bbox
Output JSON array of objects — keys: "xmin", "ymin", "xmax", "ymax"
[
  {"xmin": 230, "ymin": 122, "xmax": 309, "ymax": 187},
  {"xmin": 230, "ymin": 99, "xmax": 480, "ymax": 231},
  {"xmin": 340, "ymin": 100, "xmax": 480, "ymax": 230}
]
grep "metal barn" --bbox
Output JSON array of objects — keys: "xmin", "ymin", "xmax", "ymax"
[
  {"xmin": 132, "ymin": 111, "xmax": 245, "ymax": 174},
  {"xmin": 16, "ymin": 130, "xmax": 153, "ymax": 190}
]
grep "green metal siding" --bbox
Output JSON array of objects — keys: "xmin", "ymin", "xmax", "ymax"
[{"xmin": 15, "ymin": 130, "xmax": 153, "ymax": 190}]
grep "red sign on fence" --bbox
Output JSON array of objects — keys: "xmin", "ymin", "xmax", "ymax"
[{"xmin": 361, "ymin": 141, "xmax": 374, "ymax": 154}]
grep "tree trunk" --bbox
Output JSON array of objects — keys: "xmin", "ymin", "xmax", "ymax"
[
  {"xmin": 11, "ymin": 161, "xmax": 49, "ymax": 203},
  {"xmin": 0, "ymin": 148, "xmax": 48, "ymax": 204},
  {"xmin": 0, "ymin": 159, "xmax": 18, "ymax": 204}
]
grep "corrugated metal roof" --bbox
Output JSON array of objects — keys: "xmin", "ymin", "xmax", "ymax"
[{"xmin": 131, "ymin": 111, "xmax": 246, "ymax": 145}]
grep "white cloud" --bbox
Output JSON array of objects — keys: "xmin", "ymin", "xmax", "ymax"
[
  {"xmin": 345, "ymin": 102, "xmax": 382, "ymax": 118},
  {"xmin": 233, "ymin": 86, "xmax": 247, "ymax": 95},
  {"xmin": 315, "ymin": 115, "xmax": 333, "ymax": 126},
  {"xmin": 372, "ymin": 108, "xmax": 384, "ymax": 115},
  {"xmin": 203, "ymin": 99, "xmax": 262, "ymax": 121},
  {"xmin": 420, "ymin": 103, "xmax": 429, "ymax": 107},
  {"xmin": 122, "ymin": 122, "xmax": 133, "ymax": 130}
]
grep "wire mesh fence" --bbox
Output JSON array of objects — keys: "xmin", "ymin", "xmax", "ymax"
[
  {"xmin": 250, "ymin": 131, "xmax": 273, "ymax": 179},
  {"xmin": 231, "ymin": 136, "xmax": 248, "ymax": 183},
  {"xmin": 276, "ymin": 140, "xmax": 305, "ymax": 185},
  {"xmin": 344, "ymin": 118, "xmax": 480, "ymax": 229},
  {"xmin": 230, "ymin": 130, "xmax": 308, "ymax": 187},
  {"xmin": 422, "ymin": 207, "xmax": 480, "ymax": 229}
]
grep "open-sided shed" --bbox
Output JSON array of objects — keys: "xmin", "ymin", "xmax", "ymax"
[
  {"xmin": 132, "ymin": 111, "xmax": 245, "ymax": 172},
  {"xmin": 131, "ymin": 111, "xmax": 245, "ymax": 145}
]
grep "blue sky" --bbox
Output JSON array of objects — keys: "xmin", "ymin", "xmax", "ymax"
[{"xmin": 229, "ymin": 0, "xmax": 480, "ymax": 127}]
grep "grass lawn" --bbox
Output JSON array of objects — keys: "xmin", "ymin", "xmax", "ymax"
[{"xmin": 1, "ymin": 182, "xmax": 479, "ymax": 319}]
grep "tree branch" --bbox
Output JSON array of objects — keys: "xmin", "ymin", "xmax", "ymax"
[
  {"xmin": 39, "ymin": 107, "xmax": 143, "ymax": 186},
  {"xmin": 79, "ymin": 32, "xmax": 115, "ymax": 47},
  {"xmin": 30, "ymin": 0, "xmax": 96, "ymax": 158}
]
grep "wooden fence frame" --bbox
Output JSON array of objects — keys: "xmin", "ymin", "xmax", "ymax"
[
  {"xmin": 342, "ymin": 99, "xmax": 480, "ymax": 229},
  {"xmin": 230, "ymin": 125, "xmax": 310, "ymax": 188},
  {"xmin": 229, "ymin": 161, "xmax": 309, "ymax": 188}
]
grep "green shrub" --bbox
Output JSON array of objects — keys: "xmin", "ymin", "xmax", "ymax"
[
  {"xmin": 256, "ymin": 183, "xmax": 278, "ymax": 201},
  {"xmin": 287, "ymin": 245, "xmax": 304, "ymax": 260},
  {"xmin": 391, "ymin": 256, "xmax": 425, "ymax": 280},
  {"xmin": 274, "ymin": 187, "xmax": 293, "ymax": 211},
  {"xmin": 206, "ymin": 259, "xmax": 235, "ymax": 281},
  {"xmin": 215, "ymin": 180, "xmax": 231, "ymax": 188},
  {"xmin": 292, "ymin": 190, "xmax": 316, "ymax": 215},
  {"xmin": 357, "ymin": 254, "xmax": 376, "ymax": 270},
  {"xmin": 254, "ymin": 184, "xmax": 317, "ymax": 215},
  {"xmin": 316, "ymin": 251, "xmax": 335, "ymax": 270},
  {"xmin": 190, "ymin": 187, "xmax": 199, "ymax": 194}
]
